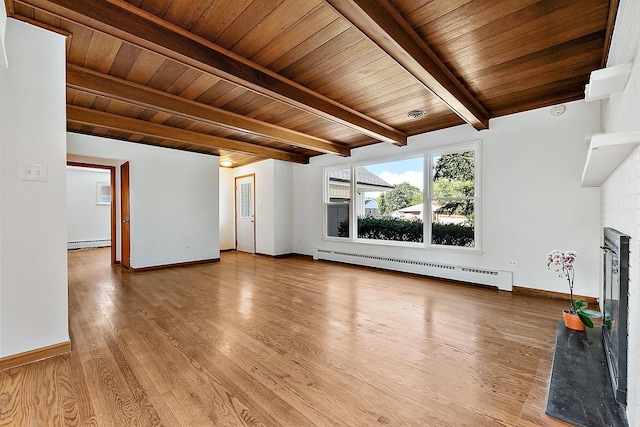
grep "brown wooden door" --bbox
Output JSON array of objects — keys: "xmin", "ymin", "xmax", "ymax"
[{"xmin": 121, "ymin": 162, "xmax": 131, "ymax": 269}]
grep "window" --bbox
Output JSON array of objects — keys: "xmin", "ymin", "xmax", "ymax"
[
  {"xmin": 325, "ymin": 168, "xmax": 351, "ymax": 238},
  {"xmin": 355, "ymin": 159, "xmax": 423, "ymax": 243},
  {"xmin": 429, "ymin": 150, "xmax": 477, "ymax": 247},
  {"xmin": 96, "ymin": 182, "xmax": 111, "ymax": 205},
  {"xmin": 239, "ymin": 182, "xmax": 252, "ymax": 218},
  {"xmin": 323, "ymin": 141, "xmax": 480, "ymax": 250}
]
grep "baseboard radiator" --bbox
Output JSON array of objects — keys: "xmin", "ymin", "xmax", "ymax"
[
  {"xmin": 67, "ymin": 239, "xmax": 111, "ymax": 250},
  {"xmin": 314, "ymin": 249, "xmax": 512, "ymax": 291}
]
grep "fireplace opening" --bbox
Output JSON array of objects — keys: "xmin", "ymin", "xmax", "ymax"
[{"xmin": 602, "ymin": 227, "xmax": 630, "ymax": 404}]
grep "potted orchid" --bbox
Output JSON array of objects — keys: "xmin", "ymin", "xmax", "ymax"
[{"xmin": 546, "ymin": 250, "xmax": 602, "ymax": 329}]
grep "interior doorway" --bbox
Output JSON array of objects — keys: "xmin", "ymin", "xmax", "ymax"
[
  {"xmin": 67, "ymin": 161, "xmax": 117, "ymax": 264},
  {"xmin": 235, "ymin": 174, "xmax": 255, "ymax": 254}
]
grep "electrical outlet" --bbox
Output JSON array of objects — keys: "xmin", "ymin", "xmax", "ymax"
[
  {"xmin": 20, "ymin": 163, "xmax": 47, "ymax": 182},
  {"xmin": 508, "ymin": 261, "xmax": 518, "ymax": 266}
]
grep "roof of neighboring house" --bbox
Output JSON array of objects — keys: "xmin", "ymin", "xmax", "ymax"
[
  {"xmin": 365, "ymin": 199, "xmax": 378, "ymax": 208},
  {"xmin": 397, "ymin": 203, "xmax": 424, "ymax": 213},
  {"xmin": 328, "ymin": 168, "xmax": 394, "ymax": 189}
]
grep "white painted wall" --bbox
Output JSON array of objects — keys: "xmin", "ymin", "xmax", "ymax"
[
  {"xmin": 293, "ymin": 100, "xmax": 601, "ymax": 296},
  {"xmin": 0, "ymin": 19, "xmax": 68, "ymax": 357},
  {"xmin": 599, "ymin": 0, "xmax": 640, "ymax": 424},
  {"xmin": 274, "ymin": 161, "xmax": 293, "ymax": 255},
  {"xmin": 233, "ymin": 159, "xmax": 294, "ymax": 256},
  {"xmin": 0, "ymin": 1, "xmax": 7, "ymax": 68},
  {"xmin": 219, "ymin": 167, "xmax": 235, "ymax": 250},
  {"xmin": 67, "ymin": 133, "xmax": 220, "ymax": 268},
  {"xmin": 67, "ymin": 166, "xmax": 111, "ymax": 246}
]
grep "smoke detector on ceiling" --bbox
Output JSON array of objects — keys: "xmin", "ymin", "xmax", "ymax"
[{"xmin": 550, "ymin": 105, "xmax": 566, "ymax": 116}]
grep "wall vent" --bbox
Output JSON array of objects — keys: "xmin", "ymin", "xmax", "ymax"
[
  {"xmin": 314, "ymin": 249, "xmax": 512, "ymax": 291},
  {"xmin": 68, "ymin": 239, "xmax": 111, "ymax": 250}
]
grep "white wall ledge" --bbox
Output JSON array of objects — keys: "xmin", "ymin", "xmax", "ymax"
[{"xmin": 582, "ymin": 129, "xmax": 640, "ymax": 187}]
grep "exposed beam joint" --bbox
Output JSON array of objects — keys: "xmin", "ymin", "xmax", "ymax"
[
  {"xmin": 66, "ymin": 64, "xmax": 350, "ymax": 157},
  {"xmin": 67, "ymin": 105, "xmax": 310, "ymax": 164},
  {"xmin": 326, "ymin": 0, "xmax": 490, "ymax": 130},
  {"xmin": 18, "ymin": 0, "xmax": 407, "ymax": 146}
]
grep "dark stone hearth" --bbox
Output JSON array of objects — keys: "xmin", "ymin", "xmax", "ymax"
[{"xmin": 546, "ymin": 321, "xmax": 627, "ymax": 427}]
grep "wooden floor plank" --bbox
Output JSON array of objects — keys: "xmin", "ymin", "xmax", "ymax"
[{"xmin": 0, "ymin": 247, "xmax": 571, "ymax": 426}]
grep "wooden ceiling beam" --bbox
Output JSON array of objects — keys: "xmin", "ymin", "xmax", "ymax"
[
  {"xmin": 67, "ymin": 105, "xmax": 310, "ymax": 164},
  {"xmin": 326, "ymin": 0, "xmax": 490, "ymax": 130},
  {"xmin": 66, "ymin": 64, "xmax": 350, "ymax": 157},
  {"xmin": 600, "ymin": 0, "xmax": 620, "ymax": 68},
  {"xmin": 16, "ymin": 0, "xmax": 407, "ymax": 146}
]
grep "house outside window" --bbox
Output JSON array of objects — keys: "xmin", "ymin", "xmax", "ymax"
[
  {"xmin": 325, "ymin": 168, "xmax": 351, "ymax": 237},
  {"xmin": 324, "ymin": 140, "xmax": 480, "ymax": 251}
]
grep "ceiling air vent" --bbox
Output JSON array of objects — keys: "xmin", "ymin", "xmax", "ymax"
[{"xmin": 407, "ymin": 109, "xmax": 426, "ymax": 119}]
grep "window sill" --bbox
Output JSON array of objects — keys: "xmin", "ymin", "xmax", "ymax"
[{"xmin": 321, "ymin": 236, "xmax": 483, "ymax": 255}]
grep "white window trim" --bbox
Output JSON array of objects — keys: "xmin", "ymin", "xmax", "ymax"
[
  {"xmin": 426, "ymin": 141, "xmax": 482, "ymax": 251},
  {"xmin": 322, "ymin": 140, "xmax": 482, "ymax": 253},
  {"xmin": 96, "ymin": 181, "xmax": 111, "ymax": 205},
  {"xmin": 323, "ymin": 165, "xmax": 352, "ymax": 239}
]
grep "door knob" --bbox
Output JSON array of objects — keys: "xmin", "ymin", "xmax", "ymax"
[{"xmin": 123, "ymin": 220, "xmax": 129, "ymax": 224}]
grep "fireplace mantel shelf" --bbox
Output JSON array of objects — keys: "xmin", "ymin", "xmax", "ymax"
[{"xmin": 582, "ymin": 129, "xmax": 640, "ymax": 187}]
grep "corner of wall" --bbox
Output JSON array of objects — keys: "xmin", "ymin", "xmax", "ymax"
[
  {"xmin": 0, "ymin": 2, "xmax": 8, "ymax": 69},
  {"xmin": 0, "ymin": 18, "xmax": 69, "ymax": 357}
]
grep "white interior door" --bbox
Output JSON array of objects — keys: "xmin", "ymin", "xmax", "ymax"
[{"xmin": 236, "ymin": 175, "xmax": 255, "ymax": 253}]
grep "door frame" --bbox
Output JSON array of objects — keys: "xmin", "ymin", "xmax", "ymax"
[
  {"xmin": 67, "ymin": 161, "xmax": 117, "ymax": 265},
  {"xmin": 121, "ymin": 162, "xmax": 131, "ymax": 269},
  {"xmin": 235, "ymin": 173, "xmax": 256, "ymax": 253}
]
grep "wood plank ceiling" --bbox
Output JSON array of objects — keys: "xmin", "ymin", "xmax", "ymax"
[{"xmin": 4, "ymin": 0, "xmax": 617, "ymax": 167}]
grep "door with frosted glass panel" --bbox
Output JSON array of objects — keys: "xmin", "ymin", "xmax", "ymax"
[{"xmin": 235, "ymin": 175, "xmax": 255, "ymax": 253}]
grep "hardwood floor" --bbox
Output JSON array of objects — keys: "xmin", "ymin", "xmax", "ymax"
[{"xmin": 0, "ymin": 247, "xmax": 571, "ymax": 426}]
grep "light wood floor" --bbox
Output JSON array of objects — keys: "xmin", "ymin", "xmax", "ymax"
[{"xmin": 0, "ymin": 247, "xmax": 571, "ymax": 426}]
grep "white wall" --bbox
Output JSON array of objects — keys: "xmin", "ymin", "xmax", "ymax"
[
  {"xmin": 600, "ymin": 0, "xmax": 640, "ymax": 424},
  {"xmin": 274, "ymin": 161, "xmax": 293, "ymax": 255},
  {"xmin": 67, "ymin": 166, "xmax": 111, "ymax": 246},
  {"xmin": 233, "ymin": 159, "xmax": 294, "ymax": 256},
  {"xmin": 0, "ymin": 19, "xmax": 68, "ymax": 357},
  {"xmin": 219, "ymin": 167, "xmax": 235, "ymax": 250},
  {"xmin": 0, "ymin": 1, "xmax": 7, "ymax": 68},
  {"xmin": 293, "ymin": 100, "xmax": 601, "ymax": 296},
  {"xmin": 67, "ymin": 133, "xmax": 220, "ymax": 268}
]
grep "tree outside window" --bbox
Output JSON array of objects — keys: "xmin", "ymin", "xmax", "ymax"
[{"xmin": 431, "ymin": 151, "xmax": 476, "ymax": 247}]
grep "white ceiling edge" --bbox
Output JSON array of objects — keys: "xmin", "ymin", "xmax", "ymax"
[{"xmin": 582, "ymin": 129, "xmax": 640, "ymax": 187}]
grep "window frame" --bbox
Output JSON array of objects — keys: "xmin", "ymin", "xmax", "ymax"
[
  {"xmin": 323, "ymin": 140, "xmax": 482, "ymax": 253},
  {"xmin": 323, "ymin": 166, "xmax": 353, "ymax": 239},
  {"xmin": 426, "ymin": 141, "xmax": 481, "ymax": 251},
  {"xmin": 96, "ymin": 181, "xmax": 111, "ymax": 205}
]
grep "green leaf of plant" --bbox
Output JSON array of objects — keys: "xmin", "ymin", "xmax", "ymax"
[
  {"xmin": 578, "ymin": 311, "xmax": 594, "ymax": 328},
  {"xmin": 580, "ymin": 309, "xmax": 603, "ymax": 318},
  {"xmin": 574, "ymin": 300, "xmax": 588, "ymax": 310}
]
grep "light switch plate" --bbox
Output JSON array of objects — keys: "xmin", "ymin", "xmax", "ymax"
[{"xmin": 20, "ymin": 163, "xmax": 47, "ymax": 182}]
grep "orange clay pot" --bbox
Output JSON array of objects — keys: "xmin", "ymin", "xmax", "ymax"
[{"xmin": 563, "ymin": 310, "xmax": 585, "ymax": 331}]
